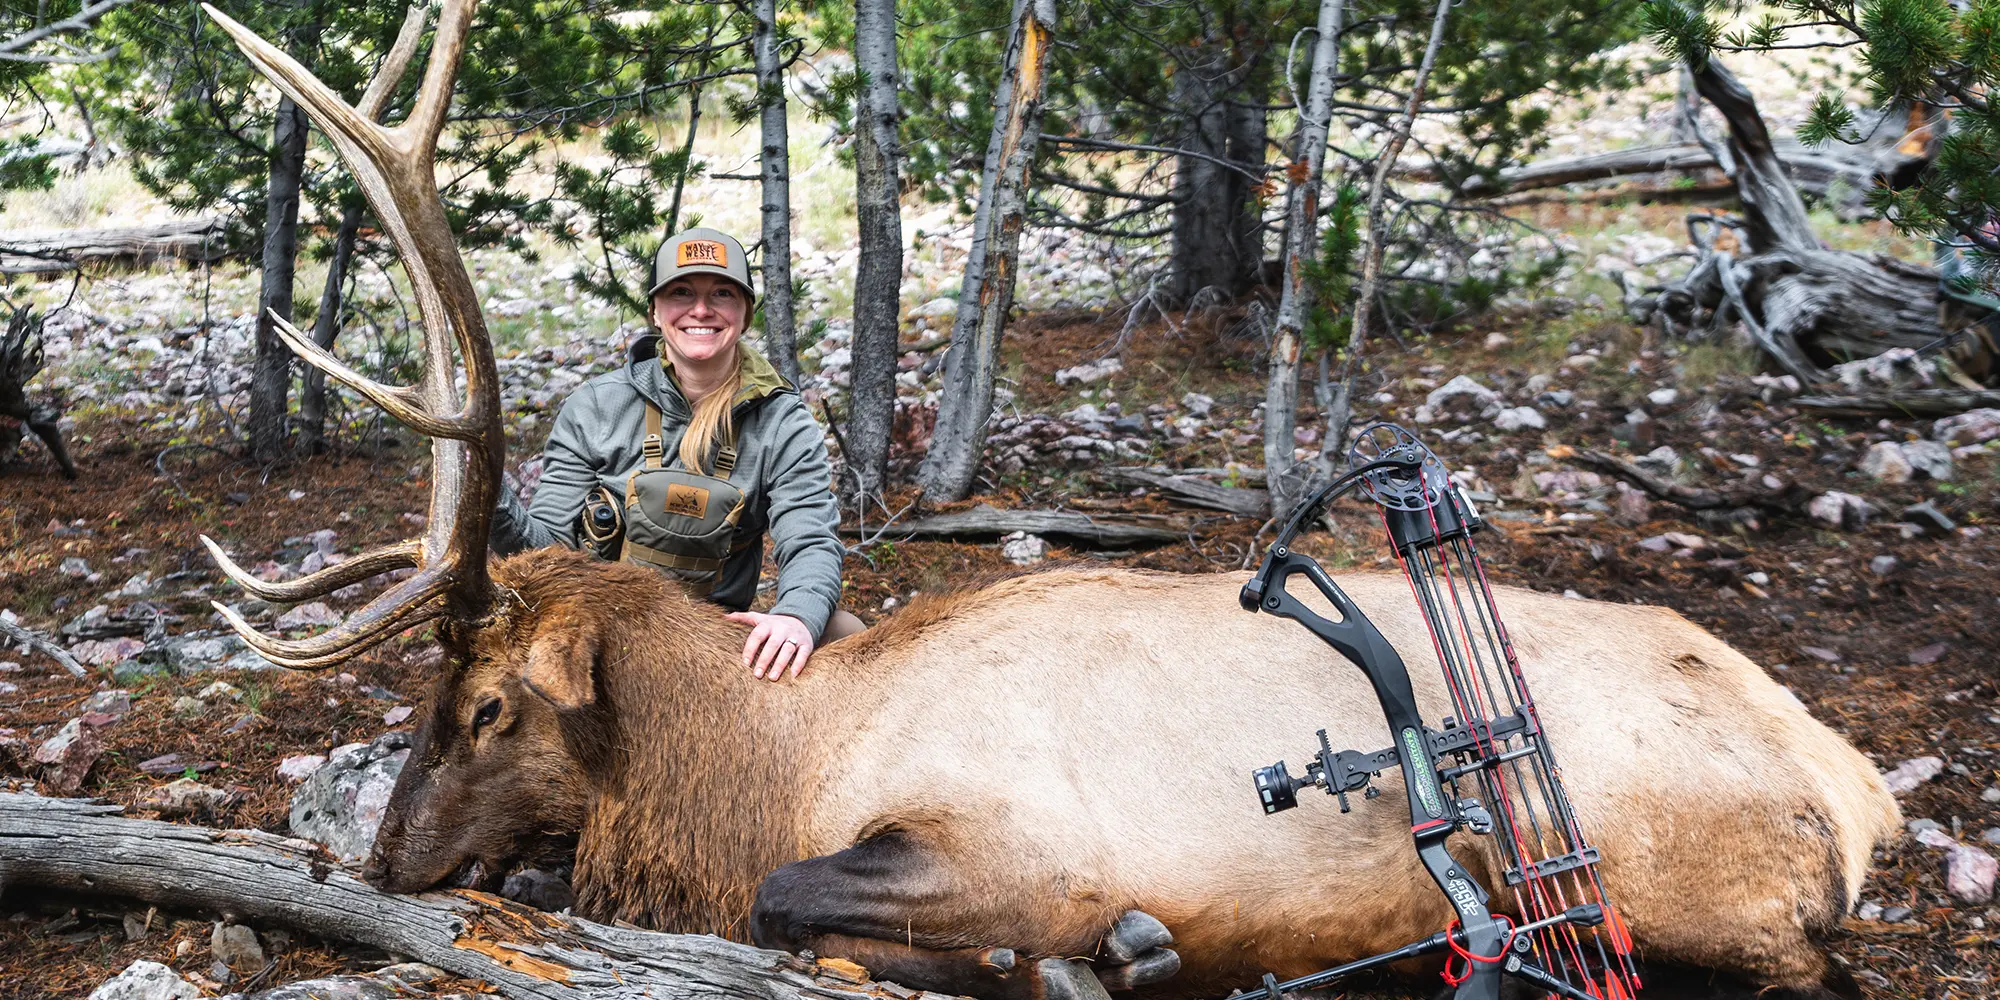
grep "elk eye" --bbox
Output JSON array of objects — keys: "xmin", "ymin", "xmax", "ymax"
[{"xmin": 472, "ymin": 698, "xmax": 502, "ymax": 734}]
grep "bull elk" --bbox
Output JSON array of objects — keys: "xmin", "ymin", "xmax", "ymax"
[{"xmin": 198, "ymin": 4, "xmax": 1899, "ymax": 1000}]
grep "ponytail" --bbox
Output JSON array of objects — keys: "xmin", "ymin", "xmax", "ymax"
[{"xmin": 677, "ymin": 348, "xmax": 742, "ymax": 475}]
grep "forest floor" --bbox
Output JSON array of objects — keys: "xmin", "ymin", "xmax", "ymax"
[{"xmin": 2, "ymin": 290, "xmax": 1997, "ymax": 999}]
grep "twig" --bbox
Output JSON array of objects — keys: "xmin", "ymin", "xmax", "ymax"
[{"xmin": 0, "ymin": 617, "xmax": 87, "ymax": 678}]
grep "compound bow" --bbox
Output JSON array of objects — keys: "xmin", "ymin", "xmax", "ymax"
[{"xmin": 1230, "ymin": 423, "xmax": 1640, "ymax": 1000}]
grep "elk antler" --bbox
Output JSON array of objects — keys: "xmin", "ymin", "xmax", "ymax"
[{"xmin": 199, "ymin": 0, "xmax": 505, "ymax": 669}]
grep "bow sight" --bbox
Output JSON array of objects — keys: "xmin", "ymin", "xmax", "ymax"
[{"xmin": 1232, "ymin": 424, "xmax": 1639, "ymax": 1000}]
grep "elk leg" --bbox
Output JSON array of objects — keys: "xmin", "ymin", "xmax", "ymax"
[{"xmin": 752, "ymin": 832, "xmax": 1177, "ymax": 999}]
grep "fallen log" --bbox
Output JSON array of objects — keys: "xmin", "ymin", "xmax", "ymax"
[
  {"xmin": 1792, "ymin": 388, "xmax": 2000, "ymax": 417},
  {"xmin": 1566, "ymin": 447, "xmax": 1805, "ymax": 518},
  {"xmin": 0, "ymin": 792, "xmax": 925, "ymax": 1000},
  {"xmin": 1098, "ymin": 468, "xmax": 1269, "ymax": 518},
  {"xmin": 0, "ymin": 216, "xmax": 226, "ymax": 274},
  {"xmin": 1424, "ymin": 140, "xmax": 1918, "ymax": 205},
  {"xmin": 847, "ymin": 503, "xmax": 1183, "ymax": 547}
]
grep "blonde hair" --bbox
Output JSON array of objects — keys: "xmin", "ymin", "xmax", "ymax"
[{"xmin": 678, "ymin": 347, "xmax": 742, "ymax": 475}]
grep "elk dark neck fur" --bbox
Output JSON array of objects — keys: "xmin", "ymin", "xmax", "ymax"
[{"xmin": 492, "ymin": 548, "xmax": 811, "ymax": 938}]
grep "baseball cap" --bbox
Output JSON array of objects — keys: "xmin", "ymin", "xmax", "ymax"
[{"xmin": 650, "ymin": 228, "xmax": 755, "ymax": 302}]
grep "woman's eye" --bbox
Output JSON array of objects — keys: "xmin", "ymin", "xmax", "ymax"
[{"xmin": 472, "ymin": 698, "xmax": 501, "ymax": 733}]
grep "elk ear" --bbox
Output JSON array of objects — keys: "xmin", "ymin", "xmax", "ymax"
[{"xmin": 521, "ymin": 627, "xmax": 598, "ymax": 711}]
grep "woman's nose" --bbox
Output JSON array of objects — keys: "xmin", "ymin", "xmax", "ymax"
[{"xmin": 687, "ymin": 296, "xmax": 715, "ymax": 319}]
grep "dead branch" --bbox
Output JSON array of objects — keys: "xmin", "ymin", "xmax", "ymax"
[
  {"xmin": 1792, "ymin": 388, "xmax": 2000, "ymax": 417},
  {"xmin": 0, "ymin": 792, "xmax": 932, "ymax": 1000},
  {"xmin": 1568, "ymin": 448, "xmax": 1804, "ymax": 516},
  {"xmin": 0, "ymin": 616, "xmax": 87, "ymax": 678},
  {"xmin": 845, "ymin": 504, "xmax": 1183, "ymax": 547},
  {"xmin": 1097, "ymin": 468, "xmax": 1269, "ymax": 518}
]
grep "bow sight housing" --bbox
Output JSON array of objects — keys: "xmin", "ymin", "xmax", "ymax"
[{"xmin": 1230, "ymin": 424, "xmax": 1639, "ymax": 1000}]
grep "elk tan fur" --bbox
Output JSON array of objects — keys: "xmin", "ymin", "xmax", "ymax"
[{"xmin": 381, "ymin": 546, "xmax": 1898, "ymax": 995}]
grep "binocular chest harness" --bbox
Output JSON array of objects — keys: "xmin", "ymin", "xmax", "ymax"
[
  {"xmin": 1230, "ymin": 423, "xmax": 1640, "ymax": 1000},
  {"xmin": 580, "ymin": 398, "xmax": 753, "ymax": 592}
]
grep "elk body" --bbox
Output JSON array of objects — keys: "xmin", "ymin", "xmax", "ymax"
[
  {"xmin": 194, "ymin": 6, "xmax": 1897, "ymax": 1000},
  {"xmin": 360, "ymin": 549, "xmax": 1895, "ymax": 1000}
]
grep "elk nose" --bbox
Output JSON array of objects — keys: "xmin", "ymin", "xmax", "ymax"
[{"xmin": 360, "ymin": 851, "xmax": 392, "ymax": 886}]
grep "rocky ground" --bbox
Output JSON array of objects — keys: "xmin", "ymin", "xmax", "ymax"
[{"xmin": 2, "ymin": 292, "xmax": 1998, "ymax": 998}]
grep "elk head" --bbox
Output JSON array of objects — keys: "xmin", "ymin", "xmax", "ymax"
[{"xmin": 197, "ymin": 0, "xmax": 573, "ymax": 882}]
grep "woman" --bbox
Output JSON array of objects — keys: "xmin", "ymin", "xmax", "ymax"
[{"xmin": 493, "ymin": 228, "xmax": 862, "ymax": 680}]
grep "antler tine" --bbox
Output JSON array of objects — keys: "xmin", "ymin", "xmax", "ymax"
[
  {"xmin": 357, "ymin": 2, "xmax": 430, "ymax": 122},
  {"xmin": 211, "ymin": 568, "xmax": 453, "ymax": 670},
  {"xmin": 264, "ymin": 310, "xmax": 475, "ymax": 440},
  {"xmin": 200, "ymin": 536, "xmax": 420, "ymax": 604},
  {"xmin": 199, "ymin": 0, "xmax": 505, "ymax": 668}
]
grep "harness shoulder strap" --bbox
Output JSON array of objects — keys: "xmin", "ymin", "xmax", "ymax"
[{"xmin": 642, "ymin": 400, "xmax": 664, "ymax": 470}]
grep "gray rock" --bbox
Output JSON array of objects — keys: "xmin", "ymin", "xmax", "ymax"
[
  {"xmin": 1855, "ymin": 901, "xmax": 1882, "ymax": 921},
  {"xmin": 289, "ymin": 731, "xmax": 411, "ymax": 861},
  {"xmin": 1860, "ymin": 441, "xmax": 1913, "ymax": 483},
  {"xmin": 163, "ymin": 632, "xmax": 246, "ymax": 673},
  {"xmin": 1001, "ymin": 531, "xmax": 1047, "ymax": 566},
  {"xmin": 140, "ymin": 778, "xmax": 232, "ymax": 818},
  {"xmin": 1425, "ymin": 375, "xmax": 1502, "ymax": 419},
  {"xmin": 1908, "ymin": 818, "xmax": 1945, "ymax": 835},
  {"xmin": 84, "ymin": 689, "xmax": 132, "ymax": 715},
  {"xmin": 1902, "ymin": 439, "xmax": 1954, "ymax": 481},
  {"xmin": 171, "ymin": 695, "xmax": 207, "ymax": 715},
  {"xmin": 1807, "ymin": 491, "xmax": 1878, "ymax": 531},
  {"xmin": 1870, "ymin": 555, "xmax": 1899, "ymax": 576},
  {"xmin": 1880, "ymin": 905, "xmax": 1914, "ymax": 923},
  {"xmin": 274, "ymin": 601, "xmax": 340, "ymax": 631},
  {"xmin": 88, "ymin": 961, "xmax": 200, "ymax": 1000},
  {"xmin": 1881, "ymin": 756, "xmax": 1945, "ymax": 795},
  {"xmin": 1492, "ymin": 406, "xmax": 1546, "ymax": 431},
  {"xmin": 1634, "ymin": 446, "xmax": 1680, "ymax": 477},
  {"xmin": 60, "ymin": 557, "xmax": 91, "ymax": 578},
  {"xmin": 1982, "ymin": 786, "xmax": 2000, "ymax": 804},
  {"xmin": 276, "ymin": 754, "xmax": 326, "ymax": 784},
  {"xmin": 1646, "ymin": 387, "xmax": 1679, "ymax": 406},
  {"xmin": 1945, "ymin": 844, "xmax": 1996, "ymax": 904},
  {"xmin": 502, "ymin": 868, "xmax": 577, "ymax": 912},
  {"xmin": 1901, "ymin": 501, "xmax": 1957, "ymax": 536},
  {"xmin": 234, "ymin": 963, "xmax": 447, "ymax": 1000},
  {"xmin": 1982, "ymin": 828, "xmax": 2000, "ymax": 846},
  {"xmin": 1933, "ymin": 408, "xmax": 2000, "ymax": 446},
  {"xmin": 197, "ymin": 681, "xmax": 243, "ymax": 702},
  {"xmin": 210, "ymin": 922, "xmax": 264, "ymax": 972}
]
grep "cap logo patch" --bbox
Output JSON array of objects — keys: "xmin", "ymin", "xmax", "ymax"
[{"xmin": 677, "ymin": 239, "xmax": 728, "ymax": 268}]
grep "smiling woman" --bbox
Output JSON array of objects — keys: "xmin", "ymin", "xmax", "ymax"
[{"xmin": 493, "ymin": 228, "xmax": 865, "ymax": 679}]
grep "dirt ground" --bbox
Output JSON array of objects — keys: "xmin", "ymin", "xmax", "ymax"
[{"xmin": 1, "ymin": 304, "xmax": 1995, "ymax": 999}]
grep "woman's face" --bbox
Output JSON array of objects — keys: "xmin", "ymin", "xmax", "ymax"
[{"xmin": 651, "ymin": 274, "xmax": 748, "ymax": 368}]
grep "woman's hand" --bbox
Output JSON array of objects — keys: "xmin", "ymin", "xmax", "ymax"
[{"xmin": 725, "ymin": 611, "xmax": 816, "ymax": 681}]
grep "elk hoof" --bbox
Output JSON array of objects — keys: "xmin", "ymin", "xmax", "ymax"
[
  {"xmin": 1102, "ymin": 910, "xmax": 1173, "ymax": 963},
  {"xmin": 1037, "ymin": 958, "xmax": 1113, "ymax": 1000},
  {"xmin": 1095, "ymin": 948, "xmax": 1181, "ymax": 991},
  {"xmin": 979, "ymin": 947, "xmax": 1018, "ymax": 973}
]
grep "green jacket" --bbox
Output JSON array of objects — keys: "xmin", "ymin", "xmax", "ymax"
[{"xmin": 493, "ymin": 338, "xmax": 844, "ymax": 639}]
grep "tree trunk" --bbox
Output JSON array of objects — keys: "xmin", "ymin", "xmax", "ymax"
[
  {"xmin": 283, "ymin": 1, "xmax": 427, "ymax": 458},
  {"xmin": 248, "ymin": 96, "xmax": 310, "ymax": 464},
  {"xmin": 1225, "ymin": 99, "xmax": 1268, "ymax": 293},
  {"xmin": 1263, "ymin": 0, "xmax": 1344, "ymax": 519},
  {"xmin": 1169, "ymin": 40, "xmax": 1232, "ymax": 304},
  {"xmin": 754, "ymin": 0, "xmax": 799, "ymax": 384},
  {"xmin": 0, "ymin": 794, "xmax": 928, "ymax": 1000},
  {"xmin": 1686, "ymin": 56, "xmax": 1815, "ymax": 254},
  {"xmin": 296, "ymin": 199, "xmax": 363, "ymax": 455},
  {"xmin": 1325, "ymin": 0, "xmax": 1452, "ymax": 461},
  {"xmin": 847, "ymin": 0, "xmax": 903, "ymax": 499},
  {"xmin": 919, "ymin": 0, "xmax": 1056, "ymax": 504}
]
